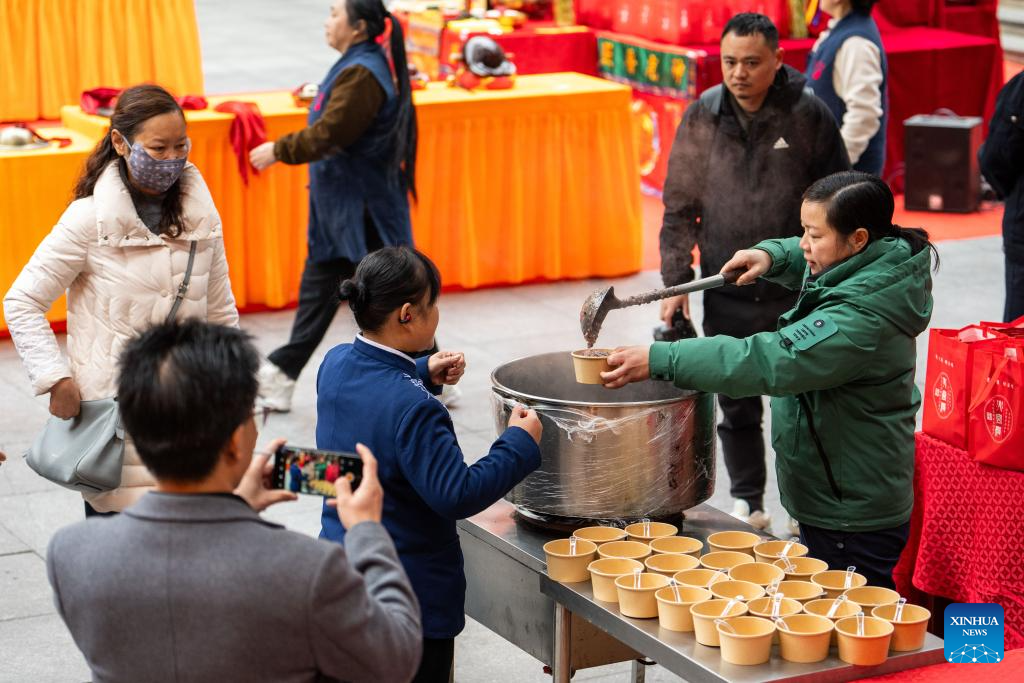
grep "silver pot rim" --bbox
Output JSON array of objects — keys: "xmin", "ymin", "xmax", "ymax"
[{"xmin": 490, "ymin": 351, "xmax": 698, "ymax": 409}]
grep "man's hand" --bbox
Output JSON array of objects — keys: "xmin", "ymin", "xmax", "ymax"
[
  {"xmin": 234, "ymin": 437, "xmax": 297, "ymax": 512},
  {"xmin": 428, "ymin": 351, "xmax": 466, "ymax": 386},
  {"xmin": 660, "ymin": 294, "xmax": 690, "ymax": 326},
  {"xmin": 507, "ymin": 405, "xmax": 542, "ymax": 445},
  {"xmin": 249, "ymin": 141, "xmax": 278, "ymax": 171},
  {"xmin": 601, "ymin": 346, "xmax": 651, "ymax": 389},
  {"xmin": 721, "ymin": 249, "xmax": 773, "ymax": 285},
  {"xmin": 49, "ymin": 378, "xmax": 81, "ymax": 419},
  {"xmin": 328, "ymin": 443, "xmax": 383, "ymax": 529}
]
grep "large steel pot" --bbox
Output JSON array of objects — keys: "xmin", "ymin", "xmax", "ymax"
[{"xmin": 491, "ymin": 352, "xmax": 715, "ymax": 524}]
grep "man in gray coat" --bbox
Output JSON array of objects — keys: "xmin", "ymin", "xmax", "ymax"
[{"xmin": 46, "ymin": 320, "xmax": 422, "ymax": 683}]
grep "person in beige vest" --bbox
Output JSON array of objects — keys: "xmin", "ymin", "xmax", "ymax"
[{"xmin": 3, "ymin": 84, "xmax": 238, "ymax": 514}]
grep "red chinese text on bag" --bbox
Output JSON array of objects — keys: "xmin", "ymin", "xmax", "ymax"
[
  {"xmin": 968, "ymin": 346, "xmax": 1024, "ymax": 472},
  {"xmin": 922, "ymin": 325, "xmax": 1004, "ymax": 449}
]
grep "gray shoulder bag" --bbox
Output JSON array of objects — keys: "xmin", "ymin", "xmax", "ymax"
[{"xmin": 27, "ymin": 242, "xmax": 198, "ymax": 493}]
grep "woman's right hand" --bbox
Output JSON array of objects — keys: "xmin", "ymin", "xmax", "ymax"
[
  {"xmin": 49, "ymin": 378, "xmax": 81, "ymax": 419},
  {"xmin": 721, "ymin": 249, "xmax": 773, "ymax": 286},
  {"xmin": 330, "ymin": 444, "xmax": 384, "ymax": 530},
  {"xmin": 508, "ymin": 406, "xmax": 542, "ymax": 445}
]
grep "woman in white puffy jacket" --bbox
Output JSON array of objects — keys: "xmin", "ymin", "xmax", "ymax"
[{"xmin": 3, "ymin": 84, "xmax": 238, "ymax": 514}]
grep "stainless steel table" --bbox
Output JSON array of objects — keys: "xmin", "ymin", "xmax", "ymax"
[{"xmin": 458, "ymin": 501, "xmax": 945, "ymax": 682}]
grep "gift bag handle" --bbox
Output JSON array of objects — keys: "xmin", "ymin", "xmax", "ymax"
[{"xmin": 968, "ymin": 353, "xmax": 1012, "ymax": 413}]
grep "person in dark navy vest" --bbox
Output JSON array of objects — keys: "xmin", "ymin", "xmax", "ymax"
[
  {"xmin": 250, "ymin": 0, "xmax": 418, "ymax": 412},
  {"xmin": 805, "ymin": 0, "xmax": 888, "ymax": 176}
]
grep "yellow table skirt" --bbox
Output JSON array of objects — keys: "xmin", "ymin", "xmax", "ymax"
[
  {"xmin": 0, "ymin": 128, "xmax": 96, "ymax": 330},
  {"xmin": 0, "ymin": 0, "xmax": 204, "ymax": 121},
  {"xmin": 3, "ymin": 74, "xmax": 641, "ymax": 333}
]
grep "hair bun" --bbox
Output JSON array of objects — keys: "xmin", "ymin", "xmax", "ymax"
[{"xmin": 338, "ymin": 279, "xmax": 368, "ymax": 308}]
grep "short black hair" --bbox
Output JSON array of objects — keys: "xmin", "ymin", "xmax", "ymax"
[
  {"xmin": 852, "ymin": 0, "xmax": 880, "ymax": 13},
  {"xmin": 117, "ymin": 320, "xmax": 260, "ymax": 482},
  {"xmin": 339, "ymin": 246, "xmax": 441, "ymax": 332},
  {"xmin": 721, "ymin": 12, "xmax": 780, "ymax": 50}
]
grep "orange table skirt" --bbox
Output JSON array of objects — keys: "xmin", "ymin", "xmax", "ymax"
[
  {"xmin": 0, "ymin": 0, "xmax": 204, "ymax": 121},
  {"xmin": 412, "ymin": 73, "xmax": 642, "ymax": 289},
  {"xmin": 0, "ymin": 128, "xmax": 97, "ymax": 331},
  {"xmin": 3, "ymin": 74, "xmax": 641, "ymax": 333}
]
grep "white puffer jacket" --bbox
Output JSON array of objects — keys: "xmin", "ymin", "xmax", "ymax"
[{"xmin": 4, "ymin": 161, "xmax": 239, "ymax": 511}]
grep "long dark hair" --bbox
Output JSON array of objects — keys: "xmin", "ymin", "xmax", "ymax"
[
  {"xmin": 346, "ymin": 0, "xmax": 418, "ymax": 200},
  {"xmin": 74, "ymin": 84, "xmax": 187, "ymax": 237},
  {"xmin": 803, "ymin": 171, "xmax": 939, "ymax": 269},
  {"xmin": 339, "ymin": 247, "xmax": 441, "ymax": 332}
]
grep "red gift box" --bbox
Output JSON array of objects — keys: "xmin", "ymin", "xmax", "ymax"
[
  {"xmin": 968, "ymin": 344, "xmax": 1024, "ymax": 471},
  {"xmin": 922, "ymin": 325, "xmax": 1005, "ymax": 449}
]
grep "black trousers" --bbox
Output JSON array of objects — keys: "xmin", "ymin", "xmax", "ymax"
[
  {"xmin": 1005, "ymin": 257, "xmax": 1024, "ymax": 323},
  {"xmin": 411, "ymin": 637, "xmax": 454, "ymax": 683},
  {"xmin": 799, "ymin": 521, "xmax": 911, "ymax": 589},
  {"xmin": 268, "ymin": 216, "xmax": 383, "ymax": 380},
  {"xmin": 702, "ymin": 290, "xmax": 797, "ymax": 513}
]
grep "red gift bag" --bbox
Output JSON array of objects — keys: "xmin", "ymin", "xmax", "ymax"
[
  {"xmin": 968, "ymin": 345, "xmax": 1024, "ymax": 471},
  {"xmin": 922, "ymin": 325, "xmax": 1004, "ymax": 448}
]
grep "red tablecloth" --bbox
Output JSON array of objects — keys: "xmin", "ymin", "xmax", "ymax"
[
  {"xmin": 690, "ymin": 27, "xmax": 1002, "ymax": 190},
  {"xmin": 893, "ymin": 432, "xmax": 1024, "ymax": 650},
  {"xmin": 858, "ymin": 647, "xmax": 1024, "ymax": 681},
  {"xmin": 439, "ymin": 22, "xmax": 598, "ymax": 78}
]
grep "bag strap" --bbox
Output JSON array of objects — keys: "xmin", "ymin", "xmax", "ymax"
[
  {"xmin": 968, "ymin": 353, "xmax": 1012, "ymax": 413},
  {"xmin": 165, "ymin": 241, "xmax": 198, "ymax": 323}
]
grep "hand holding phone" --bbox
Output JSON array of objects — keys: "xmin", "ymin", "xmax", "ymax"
[
  {"xmin": 328, "ymin": 443, "xmax": 383, "ymax": 530},
  {"xmin": 235, "ymin": 438, "xmax": 298, "ymax": 512}
]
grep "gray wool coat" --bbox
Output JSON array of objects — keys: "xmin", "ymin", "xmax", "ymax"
[{"xmin": 46, "ymin": 492, "xmax": 422, "ymax": 683}]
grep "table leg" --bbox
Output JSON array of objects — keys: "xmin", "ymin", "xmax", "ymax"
[
  {"xmin": 629, "ymin": 659, "xmax": 646, "ymax": 683},
  {"xmin": 552, "ymin": 602, "xmax": 572, "ymax": 683}
]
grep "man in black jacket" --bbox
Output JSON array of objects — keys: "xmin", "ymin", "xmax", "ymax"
[
  {"xmin": 979, "ymin": 71, "xmax": 1024, "ymax": 322},
  {"xmin": 659, "ymin": 13, "xmax": 849, "ymax": 533}
]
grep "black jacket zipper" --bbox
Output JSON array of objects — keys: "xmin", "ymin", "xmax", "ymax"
[{"xmin": 797, "ymin": 393, "xmax": 842, "ymax": 501}]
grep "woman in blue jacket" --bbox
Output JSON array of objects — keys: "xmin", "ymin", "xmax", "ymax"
[
  {"xmin": 251, "ymin": 0, "xmax": 418, "ymax": 412},
  {"xmin": 316, "ymin": 247, "xmax": 542, "ymax": 682}
]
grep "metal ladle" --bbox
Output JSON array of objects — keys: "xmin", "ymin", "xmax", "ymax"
[{"xmin": 579, "ymin": 270, "xmax": 742, "ymax": 347}]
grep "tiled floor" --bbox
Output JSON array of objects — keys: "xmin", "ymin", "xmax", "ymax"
[{"xmin": 0, "ymin": 1, "xmax": 1008, "ymax": 680}]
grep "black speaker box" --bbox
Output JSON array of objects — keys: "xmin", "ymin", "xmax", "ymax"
[{"xmin": 904, "ymin": 114, "xmax": 984, "ymax": 213}]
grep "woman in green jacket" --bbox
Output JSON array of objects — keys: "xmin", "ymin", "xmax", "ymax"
[{"xmin": 603, "ymin": 171, "xmax": 936, "ymax": 588}]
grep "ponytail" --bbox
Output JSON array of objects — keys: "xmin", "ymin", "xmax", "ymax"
[
  {"xmin": 386, "ymin": 12, "xmax": 418, "ymax": 201},
  {"xmin": 74, "ymin": 133, "xmax": 120, "ymax": 199},
  {"xmin": 890, "ymin": 223, "xmax": 940, "ymax": 270},
  {"xmin": 345, "ymin": 0, "xmax": 418, "ymax": 201}
]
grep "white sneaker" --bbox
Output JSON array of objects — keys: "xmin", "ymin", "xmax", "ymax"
[
  {"xmin": 747, "ymin": 509, "xmax": 772, "ymax": 533},
  {"xmin": 440, "ymin": 384, "xmax": 462, "ymax": 408},
  {"xmin": 730, "ymin": 499, "xmax": 772, "ymax": 533},
  {"xmin": 730, "ymin": 498, "xmax": 751, "ymax": 522},
  {"xmin": 257, "ymin": 361, "xmax": 296, "ymax": 413}
]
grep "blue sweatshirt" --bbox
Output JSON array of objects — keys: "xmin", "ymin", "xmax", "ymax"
[{"xmin": 316, "ymin": 336, "xmax": 541, "ymax": 638}]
